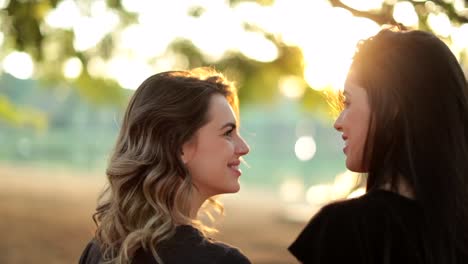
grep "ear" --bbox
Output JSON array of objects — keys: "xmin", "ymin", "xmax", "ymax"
[{"xmin": 181, "ymin": 138, "xmax": 197, "ymax": 164}]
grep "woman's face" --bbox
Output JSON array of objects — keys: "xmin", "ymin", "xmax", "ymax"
[
  {"xmin": 182, "ymin": 94, "xmax": 250, "ymax": 199},
  {"xmin": 334, "ymin": 76, "xmax": 371, "ymax": 172}
]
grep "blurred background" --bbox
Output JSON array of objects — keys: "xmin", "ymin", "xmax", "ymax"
[{"xmin": 1, "ymin": 0, "xmax": 467, "ymax": 263}]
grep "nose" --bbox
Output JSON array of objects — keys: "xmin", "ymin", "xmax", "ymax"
[
  {"xmin": 334, "ymin": 112, "xmax": 343, "ymax": 132},
  {"xmin": 236, "ymin": 135, "xmax": 250, "ymax": 156}
]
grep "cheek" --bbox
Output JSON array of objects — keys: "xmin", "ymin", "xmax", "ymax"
[
  {"xmin": 357, "ymin": 124, "xmax": 369, "ymax": 146},
  {"xmin": 358, "ymin": 112, "xmax": 371, "ymax": 145},
  {"xmin": 191, "ymin": 140, "xmax": 233, "ymax": 170},
  {"xmin": 202, "ymin": 139, "xmax": 232, "ymax": 156},
  {"xmin": 353, "ymin": 114, "xmax": 371, "ymax": 171}
]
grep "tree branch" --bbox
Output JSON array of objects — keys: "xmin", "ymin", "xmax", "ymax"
[
  {"xmin": 328, "ymin": 0, "xmax": 468, "ymax": 26},
  {"xmin": 429, "ymin": 0, "xmax": 468, "ymax": 24},
  {"xmin": 328, "ymin": 0, "xmax": 397, "ymax": 25}
]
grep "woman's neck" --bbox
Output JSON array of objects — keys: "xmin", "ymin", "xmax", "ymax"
[
  {"xmin": 189, "ymin": 190, "xmax": 208, "ymax": 219},
  {"xmin": 172, "ymin": 191, "xmax": 207, "ymax": 226}
]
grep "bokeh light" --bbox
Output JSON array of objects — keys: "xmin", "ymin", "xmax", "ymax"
[
  {"xmin": 428, "ymin": 13, "xmax": 453, "ymax": 38},
  {"xmin": 300, "ymin": 8, "xmax": 380, "ymax": 91},
  {"xmin": 451, "ymin": 24, "xmax": 468, "ymax": 57},
  {"xmin": 454, "ymin": 0, "xmax": 465, "ymax": 12},
  {"xmin": 330, "ymin": 170, "xmax": 360, "ymax": 200},
  {"xmin": 4, "ymin": 0, "xmax": 468, "ymax": 94},
  {"xmin": 63, "ymin": 57, "xmax": 83, "ymax": 79},
  {"xmin": 237, "ymin": 32, "xmax": 278, "ymax": 63},
  {"xmin": 73, "ymin": 15, "xmax": 119, "ymax": 52},
  {"xmin": 45, "ymin": 0, "xmax": 81, "ymax": 29},
  {"xmin": 279, "ymin": 177, "xmax": 305, "ymax": 202},
  {"xmin": 107, "ymin": 56, "xmax": 153, "ymax": 89},
  {"xmin": 118, "ymin": 24, "xmax": 169, "ymax": 58},
  {"xmin": 3, "ymin": 51, "xmax": 34, "ymax": 80},
  {"xmin": 0, "ymin": 0, "xmax": 9, "ymax": 9},
  {"xmin": 306, "ymin": 184, "xmax": 331, "ymax": 205},
  {"xmin": 295, "ymin": 136, "xmax": 317, "ymax": 161},
  {"xmin": 87, "ymin": 57, "xmax": 108, "ymax": 79},
  {"xmin": 393, "ymin": 1, "xmax": 419, "ymax": 27},
  {"xmin": 279, "ymin": 76, "xmax": 306, "ymax": 99}
]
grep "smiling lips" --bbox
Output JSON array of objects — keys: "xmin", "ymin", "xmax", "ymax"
[
  {"xmin": 342, "ymin": 135, "xmax": 349, "ymax": 154},
  {"xmin": 228, "ymin": 160, "xmax": 242, "ymax": 176}
]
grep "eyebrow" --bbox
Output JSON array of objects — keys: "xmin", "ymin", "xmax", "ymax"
[{"xmin": 220, "ymin": 122, "xmax": 236, "ymax": 130}]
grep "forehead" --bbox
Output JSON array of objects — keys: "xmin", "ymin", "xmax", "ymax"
[
  {"xmin": 344, "ymin": 71, "xmax": 365, "ymax": 92},
  {"xmin": 344, "ymin": 79, "xmax": 369, "ymax": 103},
  {"xmin": 206, "ymin": 94, "xmax": 237, "ymax": 124}
]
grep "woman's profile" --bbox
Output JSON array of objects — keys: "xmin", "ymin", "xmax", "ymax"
[
  {"xmin": 289, "ymin": 29, "xmax": 468, "ymax": 263},
  {"xmin": 79, "ymin": 67, "xmax": 251, "ymax": 264}
]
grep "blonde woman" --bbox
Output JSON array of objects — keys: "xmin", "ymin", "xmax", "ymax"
[{"xmin": 79, "ymin": 68, "xmax": 251, "ymax": 264}]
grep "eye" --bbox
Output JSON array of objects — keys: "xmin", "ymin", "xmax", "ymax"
[
  {"xmin": 335, "ymin": 91, "xmax": 346, "ymax": 112},
  {"xmin": 343, "ymin": 98, "xmax": 350, "ymax": 108},
  {"xmin": 338, "ymin": 91, "xmax": 350, "ymax": 109},
  {"xmin": 224, "ymin": 128, "xmax": 234, "ymax": 137}
]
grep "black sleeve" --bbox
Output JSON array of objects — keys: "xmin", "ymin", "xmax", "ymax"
[
  {"xmin": 78, "ymin": 239, "xmax": 102, "ymax": 264},
  {"xmin": 288, "ymin": 204, "xmax": 364, "ymax": 263},
  {"xmin": 220, "ymin": 248, "xmax": 252, "ymax": 264}
]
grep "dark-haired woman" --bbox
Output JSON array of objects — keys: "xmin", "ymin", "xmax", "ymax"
[{"xmin": 290, "ymin": 29, "xmax": 468, "ymax": 264}]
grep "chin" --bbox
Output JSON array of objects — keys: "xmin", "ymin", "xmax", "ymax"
[
  {"xmin": 211, "ymin": 184, "xmax": 240, "ymax": 196},
  {"xmin": 346, "ymin": 166, "xmax": 368, "ymax": 173},
  {"xmin": 224, "ymin": 182, "xmax": 241, "ymax": 194},
  {"xmin": 346, "ymin": 161, "xmax": 367, "ymax": 173},
  {"xmin": 228, "ymin": 184, "xmax": 241, "ymax": 194}
]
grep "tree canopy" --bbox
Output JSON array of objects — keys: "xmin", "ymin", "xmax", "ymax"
[{"xmin": 1, "ymin": 0, "xmax": 467, "ymax": 127}]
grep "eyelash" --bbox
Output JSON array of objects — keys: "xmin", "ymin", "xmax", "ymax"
[
  {"xmin": 335, "ymin": 92, "xmax": 348, "ymax": 112},
  {"xmin": 338, "ymin": 92, "xmax": 350, "ymax": 108},
  {"xmin": 344, "ymin": 98, "xmax": 350, "ymax": 107},
  {"xmin": 224, "ymin": 128, "xmax": 234, "ymax": 137}
]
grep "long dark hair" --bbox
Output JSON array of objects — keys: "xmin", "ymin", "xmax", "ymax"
[
  {"xmin": 350, "ymin": 29, "xmax": 468, "ymax": 263},
  {"xmin": 93, "ymin": 67, "xmax": 238, "ymax": 263}
]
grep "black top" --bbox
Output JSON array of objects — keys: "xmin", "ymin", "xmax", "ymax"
[
  {"xmin": 79, "ymin": 225, "xmax": 251, "ymax": 264},
  {"xmin": 289, "ymin": 189, "xmax": 428, "ymax": 264}
]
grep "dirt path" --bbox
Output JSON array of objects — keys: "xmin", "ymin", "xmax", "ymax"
[{"xmin": 0, "ymin": 165, "xmax": 305, "ymax": 264}]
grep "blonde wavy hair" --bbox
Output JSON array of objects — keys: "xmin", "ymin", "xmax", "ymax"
[{"xmin": 93, "ymin": 68, "xmax": 239, "ymax": 264}]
